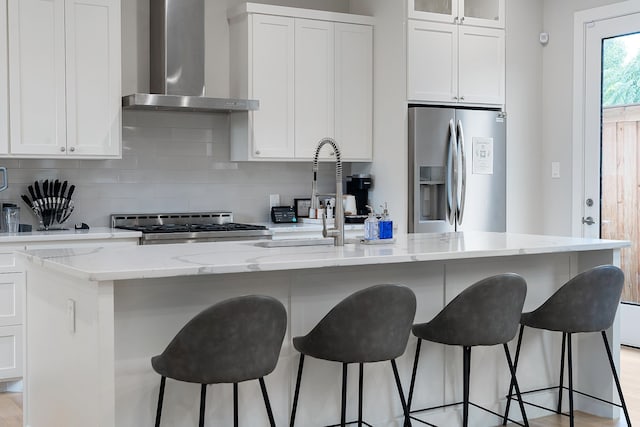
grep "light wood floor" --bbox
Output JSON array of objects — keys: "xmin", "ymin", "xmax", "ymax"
[{"xmin": 1, "ymin": 347, "xmax": 639, "ymax": 427}]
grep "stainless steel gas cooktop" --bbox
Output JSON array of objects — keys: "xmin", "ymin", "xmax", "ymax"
[{"xmin": 111, "ymin": 212, "xmax": 272, "ymax": 245}]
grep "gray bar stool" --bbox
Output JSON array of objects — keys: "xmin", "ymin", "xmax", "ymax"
[
  {"xmin": 289, "ymin": 284, "xmax": 417, "ymax": 427},
  {"xmin": 407, "ymin": 273, "xmax": 529, "ymax": 427},
  {"xmin": 151, "ymin": 295, "xmax": 287, "ymax": 427},
  {"xmin": 503, "ymin": 265, "xmax": 631, "ymax": 427}
]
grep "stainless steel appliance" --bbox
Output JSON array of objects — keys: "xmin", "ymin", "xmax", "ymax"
[
  {"xmin": 408, "ymin": 106, "xmax": 506, "ymax": 233},
  {"xmin": 111, "ymin": 212, "xmax": 272, "ymax": 245},
  {"xmin": 122, "ymin": 0, "xmax": 258, "ymax": 113}
]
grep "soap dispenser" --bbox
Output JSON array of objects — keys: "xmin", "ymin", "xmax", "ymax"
[
  {"xmin": 364, "ymin": 205, "xmax": 379, "ymax": 241},
  {"xmin": 378, "ymin": 202, "xmax": 393, "ymax": 239}
]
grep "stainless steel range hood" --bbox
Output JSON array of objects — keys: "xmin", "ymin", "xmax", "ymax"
[{"xmin": 122, "ymin": 0, "xmax": 258, "ymax": 113}]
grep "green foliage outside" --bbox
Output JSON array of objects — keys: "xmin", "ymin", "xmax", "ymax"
[{"xmin": 602, "ymin": 35, "xmax": 640, "ymax": 107}]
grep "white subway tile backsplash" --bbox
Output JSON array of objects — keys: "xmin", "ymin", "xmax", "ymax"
[{"xmin": 1, "ymin": 110, "xmax": 349, "ymax": 228}]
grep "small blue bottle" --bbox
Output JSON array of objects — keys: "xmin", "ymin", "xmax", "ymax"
[{"xmin": 378, "ymin": 203, "xmax": 393, "ymax": 239}]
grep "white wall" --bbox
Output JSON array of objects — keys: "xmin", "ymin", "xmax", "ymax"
[
  {"xmin": 504, "ymin": 0, "xmax": 544, "ymax": 234},
  {"xmin": 541, "ymin": 0, "xmax": 628, "ymax": 235}
]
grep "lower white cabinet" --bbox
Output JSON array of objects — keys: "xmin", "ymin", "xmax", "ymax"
[{"xmin": 0, "ymin": 272, "xmax": 24, "ymax": 381}]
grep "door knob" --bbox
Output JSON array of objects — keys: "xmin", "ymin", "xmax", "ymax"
[{"xmin": 582, "ymin": 216, "xmax": 596, "ymax": 225}]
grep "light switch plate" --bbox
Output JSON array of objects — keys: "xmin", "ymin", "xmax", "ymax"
[{"xmin": 551, "ymin": 162, "xmax": 560, "ymax": 178}]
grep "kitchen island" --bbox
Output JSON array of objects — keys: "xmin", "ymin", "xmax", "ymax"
[{"xmin": 17, "ymin": 232, "xmax": 629, "ymax": 427}]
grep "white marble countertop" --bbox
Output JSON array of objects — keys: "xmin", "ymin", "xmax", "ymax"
[
  {"xmin": 0, "ymin": 227, "xmax": 141, "ymax": 245},
  {"xmin": 16, "ymin": 232, "xmax": 629, "ymax": 282}
]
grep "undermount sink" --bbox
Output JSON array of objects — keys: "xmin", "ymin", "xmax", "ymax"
[{"xmin": 254, "ymin": 238, "xmax": 335, "ymax": 248}]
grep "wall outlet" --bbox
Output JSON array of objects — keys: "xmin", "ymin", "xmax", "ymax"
[
  {"xmin": 269, "ymin": 194, "xmax": 280, "ymax": 209},
  {"xmin": 551, "ymin": 162, "xmax": 560, "ymax": 179}
]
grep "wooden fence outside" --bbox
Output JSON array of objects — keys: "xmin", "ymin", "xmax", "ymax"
[{"xmin": 601, "ymin": 104, "xmax": 640, "ymax": 303}]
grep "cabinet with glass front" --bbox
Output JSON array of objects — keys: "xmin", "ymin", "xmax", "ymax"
[{"xmin": 408, "ymin": 0, "xmax": 504, "ymax": 28}]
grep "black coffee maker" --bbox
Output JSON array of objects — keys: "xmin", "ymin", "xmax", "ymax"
[{"xmin": 346, "ymin": 174, "xmax": 373, "ymax": 222}]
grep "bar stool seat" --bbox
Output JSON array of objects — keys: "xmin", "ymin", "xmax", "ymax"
[
  {"xmin": 503, "ymin": 265, "xmax": 631, "ymax": 427},
  {"xmin": 408, "ymin": 273, "xmax": 529, "ymax": 427},
  {"xmin": 151, "ymin": 295, "xmax": 287, "ymax": 427},
  {"xmin": 289, "ymin": 284, "xmax": 417, "ymax": 427}
]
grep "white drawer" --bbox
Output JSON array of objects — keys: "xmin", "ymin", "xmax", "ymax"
[
  {"xmin": 0, "ymin": 325, "xmax": 22, "ymax": 381},
  {"xmin": 0, "ymin": 273, "xmax": 24, "ymax": 327}
]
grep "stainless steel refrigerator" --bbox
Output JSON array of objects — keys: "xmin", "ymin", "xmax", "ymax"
[{"xmin": 408, "ymin": 106, "xmax": 506, "ymax": 233}]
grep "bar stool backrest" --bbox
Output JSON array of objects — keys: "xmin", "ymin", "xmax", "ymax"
[
  {"xmin": 151, "ymin": 295, "xmax": 287, "ymax": 384},
  {"xmin": 522, "ymin": 265, "xmax": 624, "ymax": 333},
  {"xmin": 413, "ymin": 273, "xmax": 527, "ymax": 346},
  {"xmin": 299, "ymin": 284, "xmax": 417, "ymax": 363}
]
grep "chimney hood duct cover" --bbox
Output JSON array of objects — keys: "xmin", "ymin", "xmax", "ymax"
[{"xmin": 122, "ymin": 0, "xmax": 258, "ymax": 113}]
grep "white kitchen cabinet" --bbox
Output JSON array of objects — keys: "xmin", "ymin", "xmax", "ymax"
[
  {"xmin": 407, "ymin": 19, "xmax": 504, "ymax": 105},
  {"xmin": 408, "ymin": 0, "xmax": 504, "ymax": 29},
  {"xmin": 7, "ymin": 0, "xmax": 121, "ymax": 158},
  {"xmin": 335, "ymin": 23, "xmax": 373, "ymax": 161},
  {"xmin": 229, "ymin": 3, "xmax": 373, "ymax": 162},
  {"xmin": 0, "ymin": 0, "xmax": 8, "ymax": 155},
  {"xmin": 294, "ymin": 18, "xmax": 335, "ymax": 160}
]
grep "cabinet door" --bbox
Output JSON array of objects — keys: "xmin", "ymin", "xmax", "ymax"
[
  {"xmin": 65, "ymin": 0, "xmax": 121, "ymax": 157},
  {"xmin": 407, "ymin": 20, "xmax": 458, "ymax": 103},
  {"xmin": 408, "ymin": 0, "xmax": 458, "ymax": 23},
  {"xmin": 0, "ymin": 325, "xmax": 22, "ymax": 380},
  {"xmin": 335, "ymin": 23, "xmax": 373, "ymax": 161},
  {"xmin": 460, "ymin": 0, "xmax": 504, "ymax": 28},
  {"xmin": 0, "ymin": 273, "xmax": 23, "ymax": 328},
  {"xmin": 294, "ymin": 19, "xmax": 334, "ymax": 160},
  {"xmin": 0, "ymin": 0, "xmax": 7, "ymax": 155},
  {"xmin": 8, "ymin": 0, "xmax": 67, "ymax": 155},
  {"xmin": 458, "ymin": 26, "xmax": 504, "ymax": 105},
  {"xmin": 251, "ymin": 14, "xmax": 295, "ymax": 159}
]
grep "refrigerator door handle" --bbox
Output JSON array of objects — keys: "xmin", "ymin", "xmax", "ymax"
[
  {"xmin": 456, "ymin": 120, "xmax": 467, "ymax": 226},
  {"xmin": 447, "ymin": 119, "xmax": 457, "ymax": 225}
]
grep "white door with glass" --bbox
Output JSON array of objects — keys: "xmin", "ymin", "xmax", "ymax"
[{"xmin": 581, "ymin": 10, "xmax": 640, "ymax": 346}]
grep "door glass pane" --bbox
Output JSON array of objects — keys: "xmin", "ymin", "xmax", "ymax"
[
  {"xmin": 600, "ymin": 32, "xmax": 640, "ymax": 303},
  {"xmin": 414, "ymin": 0, "xmax": 452, "ymax": 15},
  {"xmin": 464, "ymin": 0, "xmax": 499, "ymax": 21}
]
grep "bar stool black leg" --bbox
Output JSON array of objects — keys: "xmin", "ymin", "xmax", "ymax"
[
  {"xmin": 503, "ymin": 343, "xmax": 529, "ymax": 427},
  {"xmin": 341, "ymin": 363, "xmax": 348, "ymax": 427},
  {"xmin": 155, "ymin": 376, "xmax": 166, "ymax": 427},
  {"xmin": 463, "ymin": 346, "xmax": 471, "ymax": 427},
  {"xmin": 390, "ymin": 359, "xmax": 412, "ymax": 427},
  {"xmin": 567, "ymin": 333, "xmax": 574, "ymax": 427},
  {"xmin": 259, "ymin": 377, "xmax": 276, "ymax": 427},
  {"xmin": 558, "ymin": 332, "xmax": 567, "ymax": 414},
  {"xmin": 407, "ymin": 338, "xmax": 422, "ymax": 413},
  {"xmin": 503, "ymin": 325, "xmax": 524, "ymax": 425},
  {"xmin": 602, "ymin": 331, "xmax": 632, "ymax": 427},
  {"xmin": 199, "ymin": 384, "xmax": 207, "ymax": 427},
  {"xmin": 358, "ymin": 363, "xmax": 364, "ymax": 427},
  {"xmin": 290, "ymin": 354, "xmax": 305, "ymax": 427},
  {"xmin": 233, "ymin": 383, "xmax": 239, "ymax": 427}
]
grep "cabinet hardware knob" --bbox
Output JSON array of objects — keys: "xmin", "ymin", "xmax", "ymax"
[
  {"xmin": 453, "ymin": 17, "xmax": 458, "ymax": 23},
  {"xmin": 460, "ymin": 16, "xmax": 465, "ymax": 23},
  {"xmin": 453, "ymin": 96, "xmax": 458, "ymax": 100},
  {"xmin": 460, "ymin": 96, "xmax": 465, "ymax": 101},
  {"xmin": 60, "ymin": 147, "xmax": 66, "ymax": 152},
  {"xmin": 69, "ymin": 147, "xmax": 76, "ymax": 152},
  {"xmin": 255, "ymin": 150, "xmax": 261, "ymax": 155}
]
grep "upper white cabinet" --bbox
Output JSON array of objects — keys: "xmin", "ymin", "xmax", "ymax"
[
  {"xmin": 7, "ymin": 0, "xmax": 121, "ymax": 158},
  {"xmin": 0, "ymin": 1, "xmax": 8, "ymax": 155},
  {"xmin": 229, "ymin": 3, "xmax": 373, "ymax": 162},
  {"xmin": 408, "ymin": 0, "xmax": 504, "ymax": 28},
  {"xmin": 407, "ymin": 0, "xmax": 505, "ymax": 106}
]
